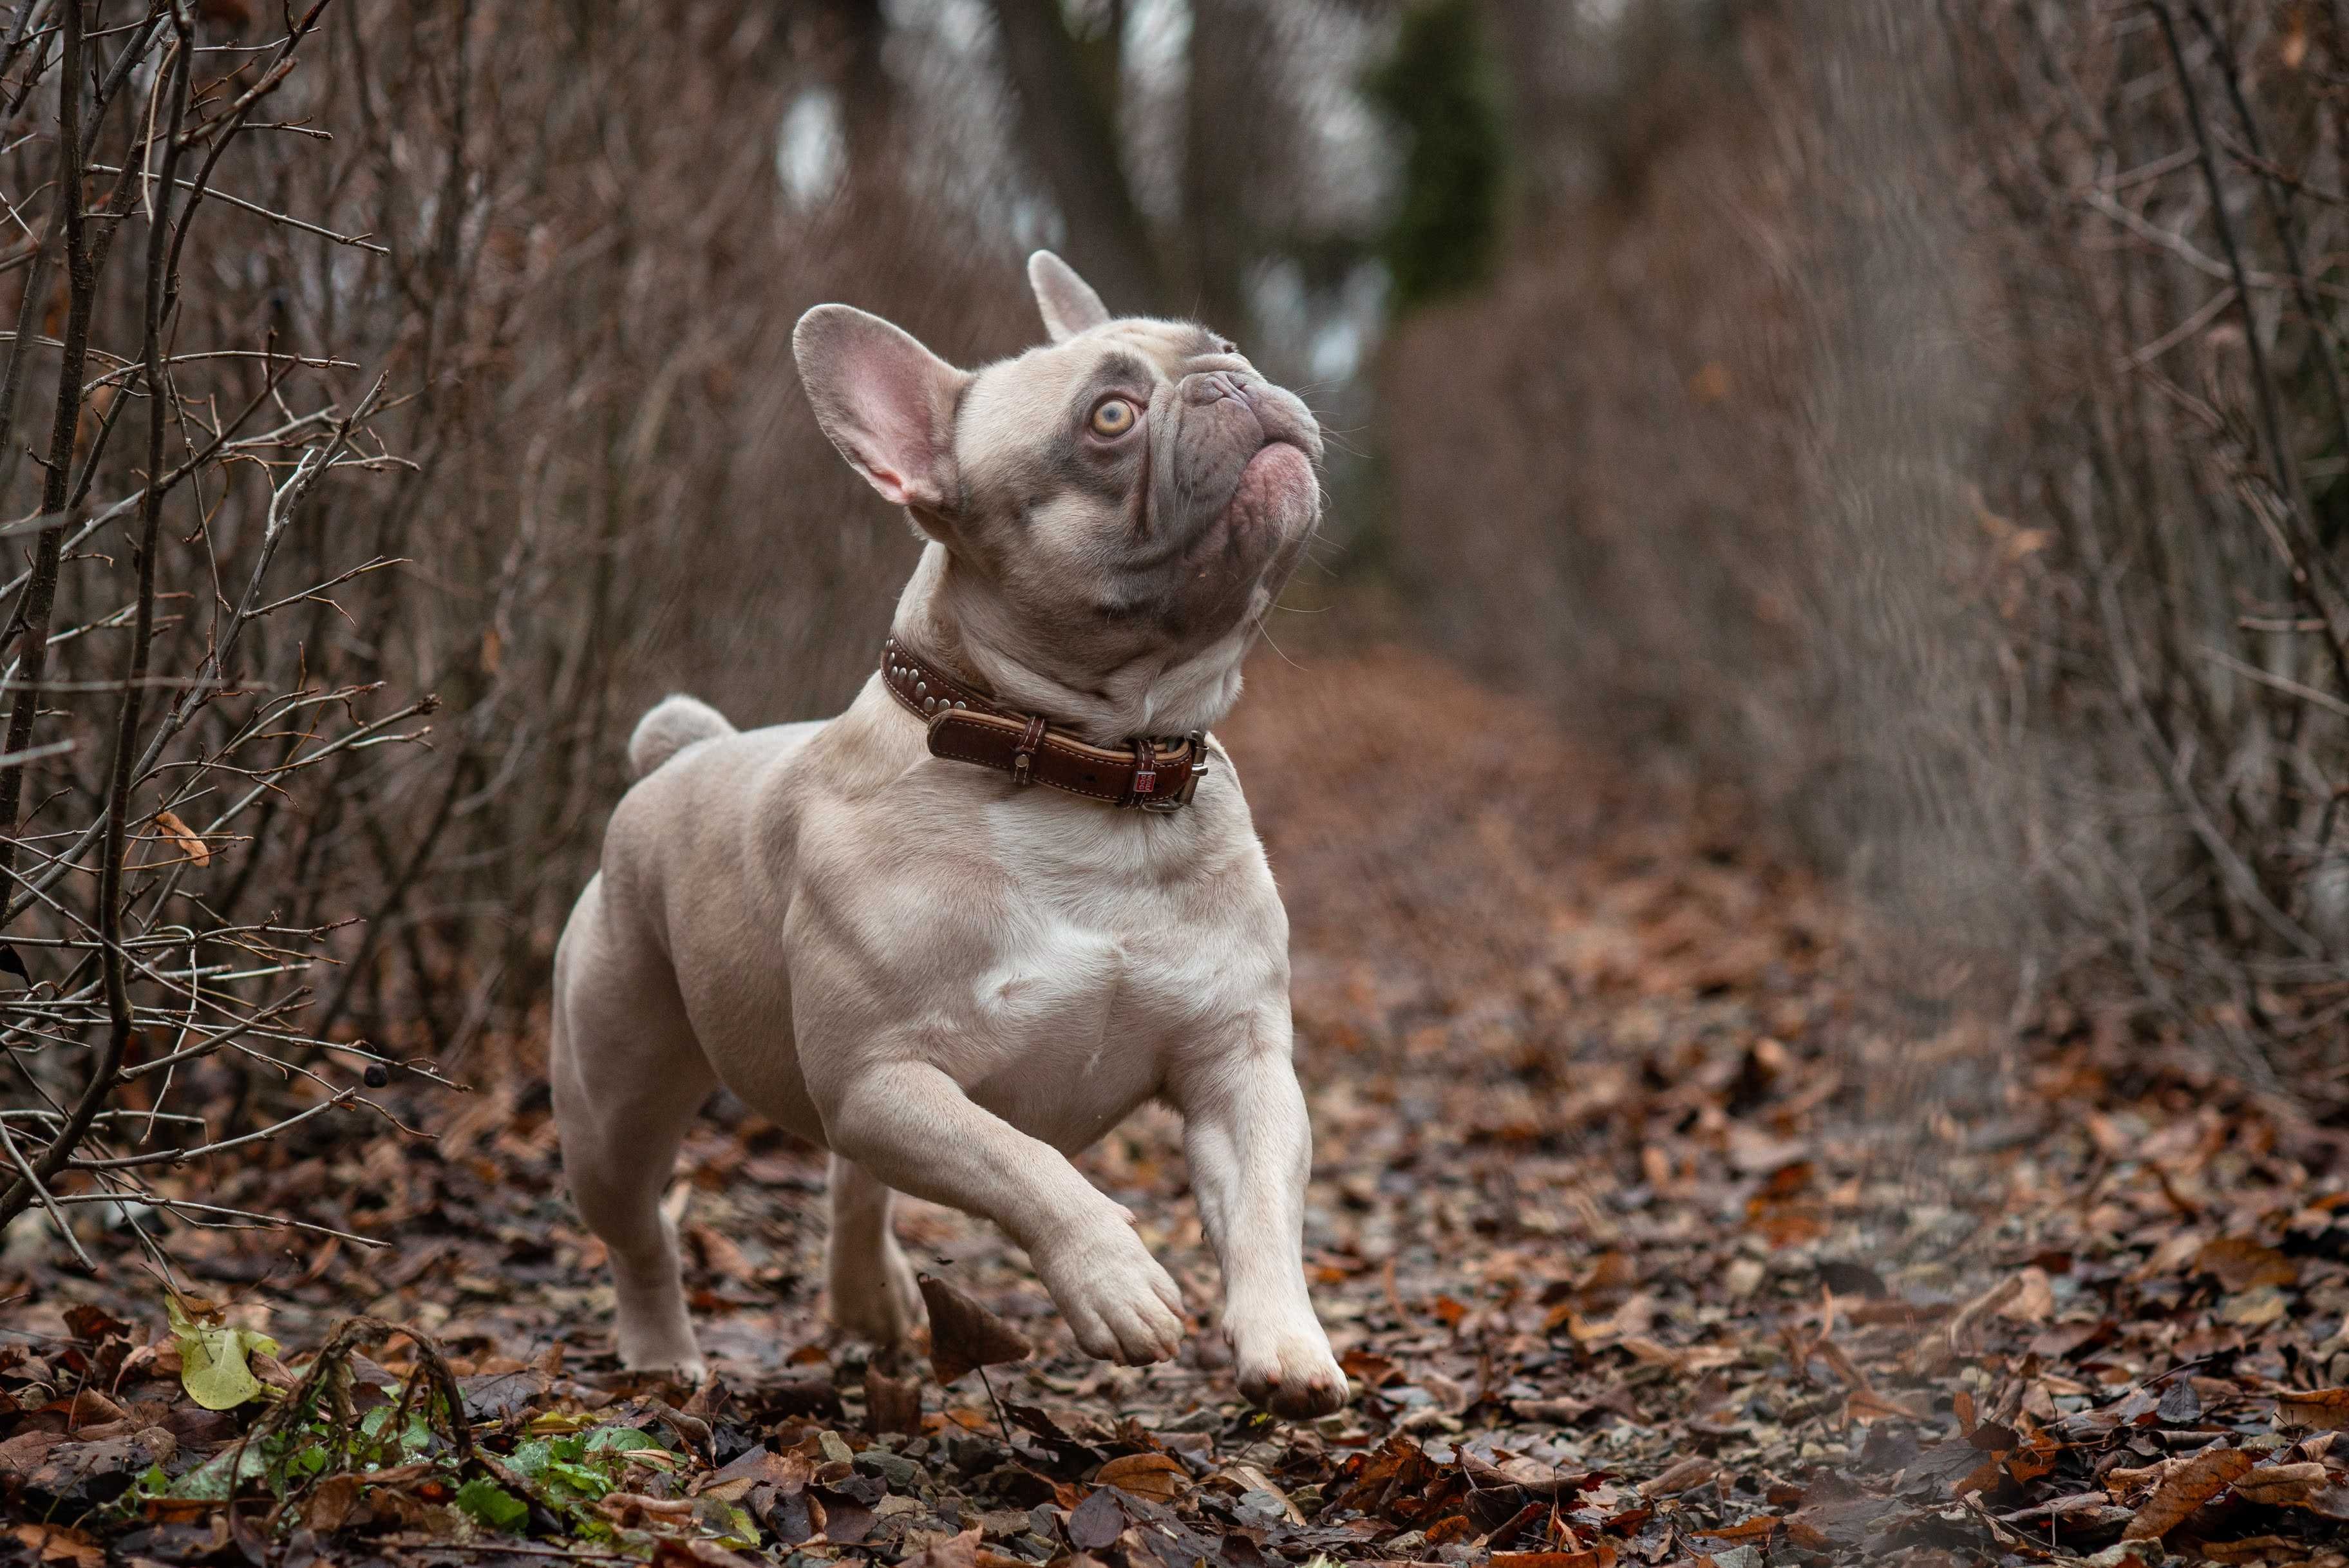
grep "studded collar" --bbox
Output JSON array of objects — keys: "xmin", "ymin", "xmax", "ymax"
[{"xmin": 879, "ymin": 637, "xmax": 1210, "ymax": 811}]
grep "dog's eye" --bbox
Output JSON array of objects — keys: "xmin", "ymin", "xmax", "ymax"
[{"xmin": 1090, "ymin": 398, "xmax": 1137, "ymax": 438}]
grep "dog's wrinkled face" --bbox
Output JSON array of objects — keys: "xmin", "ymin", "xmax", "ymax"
[{"xmin": 794, "ymin": 252, "xmax": 1321, "ymax": 685}]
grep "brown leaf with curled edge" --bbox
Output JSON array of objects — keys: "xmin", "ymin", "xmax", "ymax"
[
  {"xmin": 2120, "ymin": 1445, "xmax": 2254, "ymax": 1540},
  {"xmin": 1095, "ymin": 1452, "xmax": 1189, "ymax": 1502},
  {"xmin": 1463, "ymin": 1450, "xmax": 1583, "ymax": 1496},
  {"xmin": 2231, "ymin": 1462, "xmax": 2328, "ymax": 1507},
  {"xmin": 2195, "ymin": 1237, "xmax": 2298, "ymax": 1291},
  {"xmin": 1639, "ymin": 1455, "xmax": 1718, "ymax": 1498},
  {"xmin": 2204, "ymin": 1541, "xmax": 2302, "ymax": 1567},
  {"xmin": 2277, "ymin": 1388, "xmax": 2349, "ymax": 1431},
  {"xmin": 650, "ymin": 1538, "xmax": 764, "ymax": 1568},
  {"xmin": 153, "ymin": 809, "xmax": 210, "ymax": 867},
  {"xmin": 1943, "ymin": 1274, "xmax": 2024, "ymax": 1355},
  {"xmin": 1845, "ymin": 1387, "xmax": 1932, "ymax": 1424},
  {"xmin": 8, "ymin": 1527, "xmax": 102, "ymax": 1568},
  {"xmin": 916, "ymin": 1273, "xmax": 1030, "ymax": 1386},
  {"xmin": 1493, "ymin": 1551, "xmax": 1614, "ymax": 1568}
]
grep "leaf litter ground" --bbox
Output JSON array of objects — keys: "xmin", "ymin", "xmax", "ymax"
[{"xmin": 6, "ymin": 645, "xmax": 2349, "ymax": 1568}]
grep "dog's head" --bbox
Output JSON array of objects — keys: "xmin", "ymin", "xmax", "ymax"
[{"xmin": 793, "ymin": 252, "xmax": 1321, "ymax": 739}]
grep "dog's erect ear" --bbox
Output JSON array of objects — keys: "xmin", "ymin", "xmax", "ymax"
[
  {"xmin": 793, "ymin": 305, "xmax": 972, "ymax": 520},
  {"xmin": 1028, "ymin": 250, "xmax": 1111, "ymax": 343}
]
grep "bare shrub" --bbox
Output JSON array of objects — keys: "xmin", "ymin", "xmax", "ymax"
[
  {"xmin": 1386, "ymin": 0, "xmax": 2349, "ymax": 1093},
  {"xmin": 1950, "ymin": 1, "xmax": 2349, "ymax": 1087},
  {"xmin": 1, "ymin": 1, "xmax": 1050, "ymax": 1257},
  {"xmin": 0, "ymin": 2, "xmax": 424, "ymax": 1251},
  {"xmin": 266, "ymin": 4, "xmax": 1036, "ymax": 1055}
]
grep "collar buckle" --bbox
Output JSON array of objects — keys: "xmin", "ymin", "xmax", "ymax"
[{"xmin": 1136, "ymin": 732, "xmax": 1209, "ymax": 813}]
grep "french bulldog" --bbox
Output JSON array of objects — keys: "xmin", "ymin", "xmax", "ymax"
[{"xmin": 548, "ymin": 252, "xmax": 1346, "ymax": 1417}]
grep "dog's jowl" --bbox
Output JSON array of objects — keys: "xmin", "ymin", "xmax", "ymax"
[{"xmin": 548, "ymin": 252, "xmax": 1346, "ymax": 1418}]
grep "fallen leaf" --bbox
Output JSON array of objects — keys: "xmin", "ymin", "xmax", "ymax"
[
  {"xmin": 164, "ymin": 1292, "xmax": 278, "ymax": 1412},
  {"xmin": 1946, "ymin": 1273, "xmax": 2025, "ymax": 1353},
  {"xmin": 1214, "ymin": 1461, "xmax": 1305, "ymax": 1523},
  {"xmin": 1462, "ymin": 1448, "xmax": 1583, "ymax": 1495},
  {"xmin": 2277, "ymin": 1388, "xmax": 2349, "ymax": 1431},
  {"xmin": 693, "ymin": 1446, "xmax": 811, "ymax": 1503},
  {"xmin": 918, "ymin": 1273, "xmax": 1032, "ymax": 1386},
  {"xmin": 2196, "ymin": 1237, "xmax": 2298, "ymax": 1291},
  {"xmin": 650, "ymin": 1538, "xmax": 763, "ymax": 1568},
  {"xmin": 2121, "ymin": 1444, "xmax": 2254, "ymax": 1539},
  {"xmin": 1999, "ymin": 1267, "xmax": 2056, "ymax": 1323},
  {"xmin": 1846, "ymin": 1388, "xmax": 1932, "ymax": 1423},
  {"xmin": 1094, "ymin": 1452, "xmax": 1189, "ymax": 1503},
  {"xmin": 2231, "ymin": 1461, "xmax": 2328, "ymax": 1507},
  {"xmin": 8, "ymin": 1525, "xmax": 102, "ymax": 1568},
  {"xmin": 304, "ymin": 1474, "xmax": 364, "ymax": 1533},
  {"xmin": 2202, "ymin": 1540, "xmax": 2299, "ymax": 1566},
  {"xmin": 1066, "ymin": 1488, "xmax": 1126, "ymax": 1551},
  {"xmin": 2220, "ymin": 1286, "xmax": 2288, "ymax": 1327},
  {"xmin": 1639, "ymin": 1456, "xmax": 1717, "ymax": 1497}
]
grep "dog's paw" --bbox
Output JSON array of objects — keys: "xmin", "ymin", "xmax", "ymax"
[
  {"xmin": 618, "ymin": 1343, "xmax": 708, "ymax": 1386},
  {"xmin": 1033, "ymin": 1219, "xmax": 1185, "ymax": 1365},
  {"xmin": 614, "ymin": 1304, "xmax": 706, "ymax": 1386},
  {"xmin": 1228, "ymin": 1318, "xmax": 1347, "ymax": 1420},
  {"xmin": 828, "ymin": 1232, "xmax": 925, "ymax": 1345}
]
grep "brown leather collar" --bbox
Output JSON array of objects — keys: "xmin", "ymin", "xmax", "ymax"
[{"xmin": 880, "ymin": 637, "xmax": 1210, "ymax": 811}]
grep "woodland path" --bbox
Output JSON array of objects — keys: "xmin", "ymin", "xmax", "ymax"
[{"xmin": 6, "ymin": 645, "xmax": 2348, "ymax": 1568}]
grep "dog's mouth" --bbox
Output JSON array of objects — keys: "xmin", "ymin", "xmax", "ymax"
[{"xmin": 1217, "ymin": 441, "xmax": 1318, "ymax": 540}]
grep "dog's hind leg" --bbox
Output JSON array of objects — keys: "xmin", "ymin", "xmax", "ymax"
[
  {"xmin": 552, "ymin": 874, "xmax": 717, "ymax": 1381},
  {"xmin": 824, "ymin": 1154, "xmax": 925, "ymax": 1347}
]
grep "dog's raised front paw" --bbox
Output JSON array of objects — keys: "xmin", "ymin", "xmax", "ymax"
[
  {"xmin": 1033, "ymin": 1219, "xmax": 1186, "ymax": 1365},
  {"xmin": 1229, "ymin": 1318, "xmax": 1347, "ymax": 1419}
]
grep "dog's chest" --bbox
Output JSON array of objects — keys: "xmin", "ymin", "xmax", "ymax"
[{"xmin": 949, "ymin": 816, "xmax": 1276, "ymax": 1147}]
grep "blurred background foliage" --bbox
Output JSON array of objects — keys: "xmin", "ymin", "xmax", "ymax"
[{"xmin": 6, "ymin": 0, "xmax": 2349, "ymax": 1148}]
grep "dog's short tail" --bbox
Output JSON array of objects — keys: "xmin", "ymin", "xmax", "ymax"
[{"xmin": 628, "ymin": 694, "xmax": 735, "ymax": 780}]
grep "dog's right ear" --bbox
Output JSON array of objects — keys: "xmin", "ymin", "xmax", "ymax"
[
  {"xmin": 793, "ymin": 305, "xmax": 972, "ymax": 525},
  {"xmin": 1028, "ymin": 251, "xmax": 1111, "ymax": 343}
]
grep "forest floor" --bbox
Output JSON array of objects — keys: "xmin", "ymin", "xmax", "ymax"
[{"xmin": 6, "ymin": 643, "xmax": 2349, "ymax": 1568}]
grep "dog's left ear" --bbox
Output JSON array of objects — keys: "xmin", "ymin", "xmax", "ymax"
[
  {"xmin": 1028, "ymin": 251, "xmax": 1111, "ymax": 343},
  {"xmin": 794, "ymin": 305, "xmax": 972, "ymax": 527}
]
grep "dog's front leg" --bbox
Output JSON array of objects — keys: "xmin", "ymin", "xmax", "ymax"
[
  {"xmin": 1174, "ymin": 1012, "xmax": 1348, "ymax": 1419},
  {"xmin": 822, "ymin": 1060, "xmax": 1186, "ymax": 1363}
]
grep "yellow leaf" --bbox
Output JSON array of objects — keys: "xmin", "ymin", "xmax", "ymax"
[
  {"xmin": 153, "ymin": 809, "xmax": 209, "ymax": 868},
  {"xmin": 165, "ymin": 1292, "xmax": 277, "ymax": 1411}
]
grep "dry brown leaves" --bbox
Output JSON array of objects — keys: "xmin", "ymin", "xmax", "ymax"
[{"xmin": 7, "ymin": 648, "xmax": 2349, "ymax": 1568}]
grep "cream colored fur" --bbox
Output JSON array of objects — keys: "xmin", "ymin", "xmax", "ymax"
[{"xmin": 549, "ymin": 253, "xmax": 1345, "ymax": 1418}]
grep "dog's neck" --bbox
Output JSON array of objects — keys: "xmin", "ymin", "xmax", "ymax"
[{"xmin": 887, "ymin": 543, "xmax": 1250, "ymax": 746}]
